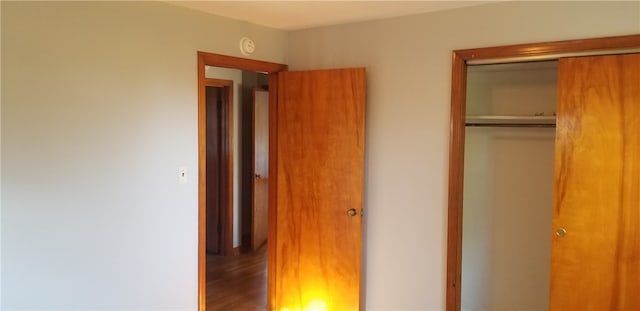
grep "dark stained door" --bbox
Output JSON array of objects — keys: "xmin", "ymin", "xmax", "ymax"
[{"xmin": 206, "ymin": 86, "xmax": 222, "ymax": 254}]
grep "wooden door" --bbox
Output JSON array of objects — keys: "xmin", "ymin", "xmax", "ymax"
[
  {"xmin": 252, "ymin": 87, "xmax": 269, "ymax": 251},
  {"xmin": 205, "ymin": 81, "xmax": 233, "ymax": 256},
  {"xmin": 271, "ymin": 68, "xmax": 366, "ymax": 311},
  {"xmin": 206, "ymin": 86, "xmax": 222, "ymax": 254},
  {"xmin": 550, "ymin": 53, "xmax": 640, "ymax": 310}
]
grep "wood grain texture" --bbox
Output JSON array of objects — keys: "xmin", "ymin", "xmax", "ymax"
[
  {"xmin": 252, "ymin": 88, "xmax": 269, "ymax": 251},
  {"xmin": 199, "ymin": 52, "xmax": 289, "ymax": 73},
  {"xmin": 446, "ymin": 35, "xmax": 640, "ymax": 311},
  {"xmin": 267, "ymin": 73, "xmax": 280, "ymax": 311},
  {"xmin": 446, "ymin": 51, "xmax": 467, "ymax": 311},
  {"xmin": 203, "ymin": 79, "xmax": 234, "ymax": 256},
  {"xmin": 198, "ymin": 52, "xmax": 207, "ymax": 311},
  {"xmin": 206, "ymin": 245, "xmax": 267, "ymax": 311},
  {"xmin": 206, "ymin": 86, "xmax": 222, "ymax": 254},
  {"xmin": 456, "ymin": 34, "xmax": 640, "ymax": 63},
  {"xmin": 550, "ymin": 53, "xmax": 640, "ymax": 311},
  {"xmin": 274, "ymin": 68, "xmax": 366, "ymax": 311}
]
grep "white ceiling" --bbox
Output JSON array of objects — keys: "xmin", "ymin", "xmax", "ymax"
[{"xmin": 167, "ymin": 1, "xmax": 497, "ymax": 30}]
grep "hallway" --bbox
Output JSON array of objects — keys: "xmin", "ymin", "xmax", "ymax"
[{"xmin": 206, "ymin": 245, "xmax": 267, "ymax": 310}]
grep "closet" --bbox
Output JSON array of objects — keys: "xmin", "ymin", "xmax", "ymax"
[
  {"xmin": 446, "ymin": 35, "xmax": 640, "ymax": 311},
  {"xmin": 462, "ymin": 60, "xmax": 558, "ymax": 310}
]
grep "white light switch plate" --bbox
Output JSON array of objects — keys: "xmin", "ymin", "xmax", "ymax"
[{"xmin": 178, "ymin": 167, "xmax": 187, "ymax": 184}]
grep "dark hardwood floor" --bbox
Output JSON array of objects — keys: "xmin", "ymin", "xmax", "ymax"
[{"xmin": 206, "ymin": 244, "xmax": 267, "ymax": 311}]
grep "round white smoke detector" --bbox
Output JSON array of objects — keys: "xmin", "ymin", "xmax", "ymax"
[{"xmin": 240, "ymin": 37, "xmax": 255, "ymax": 56}]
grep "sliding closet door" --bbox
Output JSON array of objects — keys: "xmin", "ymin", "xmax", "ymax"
[{"xmin": 550, "ymin": 53, "xmax": 640, "ymax": 310}]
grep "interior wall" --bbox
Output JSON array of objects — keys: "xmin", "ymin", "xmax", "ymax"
[
  {"xmin": 463, "ymin": 127, "xmax": 555, "ymax": 311},
  {"xmin": 205, "ymin": 66, "xmax": 243, "ymax": 248},
  {"xmin": 284, "ymin": 2, "xmax": 639, "ymax": 310},
  {"xmin": 462, "ymin": 62, "xmax": 558, "ymax": 311},
  {"xmin": 0, "ymin": 2, "xmax": 285, "ymax": 309}
]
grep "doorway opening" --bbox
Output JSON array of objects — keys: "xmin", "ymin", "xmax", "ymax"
[
  {"xmin": 198, "ymin": 52, "xmax": 367, "ymax": 311},
  {"xmin": 204, "ymin": 69, "xmax": 269, "ymax": 309},
  {"xmin": 197, "ymin": 52, "xmax": 288, "ymax": 311}
]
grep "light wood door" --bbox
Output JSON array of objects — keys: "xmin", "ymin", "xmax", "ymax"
[
  {"xmin": 550, "ymin": 53, "xmax": 640, "ymax": 310},
  {"xmin": 272, "ymin": 68, "xmax": 366, "ymax": 311},
  {"xmin": 252, "ymin": 88, "xmax": 269, "ymax": 251}
]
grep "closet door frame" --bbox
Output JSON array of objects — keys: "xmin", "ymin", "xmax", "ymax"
[{"xmin": 446, "ymin": 34, "xmax": 640, "ymax": 311}]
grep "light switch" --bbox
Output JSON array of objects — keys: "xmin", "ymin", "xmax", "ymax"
[{"xmin": 179, "ymin": 167, "xmax": 187, "ymax": 184}]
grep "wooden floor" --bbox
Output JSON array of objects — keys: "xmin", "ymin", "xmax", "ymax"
[{"xmin": 206, "ymin": 245, "xmax": 267, "ymax": 311}]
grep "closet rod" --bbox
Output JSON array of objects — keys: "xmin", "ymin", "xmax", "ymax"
[
  {"xmin": 465, "ymin": 115, "xmax": 556, "ymax": 126},
  {"xmin": 465, "ymin": 123, "xmax": 556, "ymax": 128},
  {"xmin": 466, "ymin": 47, "xmax": 640, "ymax": 65}
]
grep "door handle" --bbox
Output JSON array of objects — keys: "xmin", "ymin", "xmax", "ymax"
[
  {"xmin": 347, "ymin": 208, "xmax": 358, "ymax": 217},
  {"xmin": 255, "ymin": 174, "xmax": 261, "ymax": 179}
]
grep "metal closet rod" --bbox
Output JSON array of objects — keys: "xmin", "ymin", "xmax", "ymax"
[
  {"xmin": 466, "ymin": 47, "xmax": 640, "ymax": 65},
  {"xmin": 465, "ymin": 123, "xmax": 556, "ymax": 128},
  {"xmin": 465, "ymin": 115, "xmax": 556, "ymax": 128}
]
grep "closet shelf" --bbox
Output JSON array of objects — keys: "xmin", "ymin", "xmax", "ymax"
[{"xmin": 465, "ymin": 115, "xmax": 556, "ymax": 127}]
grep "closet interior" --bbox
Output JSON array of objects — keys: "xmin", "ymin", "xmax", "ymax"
[
  {"xmin": 448, "ymin": 35, "xmax": 640, "ymax": 311},
  {"xmin": 461, "ymin": 60, "xmax": 558, "ymax": 311}
]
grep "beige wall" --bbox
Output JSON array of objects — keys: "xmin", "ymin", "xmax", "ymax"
[
  {"xmin": 1, "ymin": 2, "xmax": 285, "ymax": 309},
  {"xmin": 285, "ymin": 1, "xmax": 639, "ymax": 310},
  {"xmin": 1, "ymin": 1, "xmax": 639, "ymax": 310}
]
